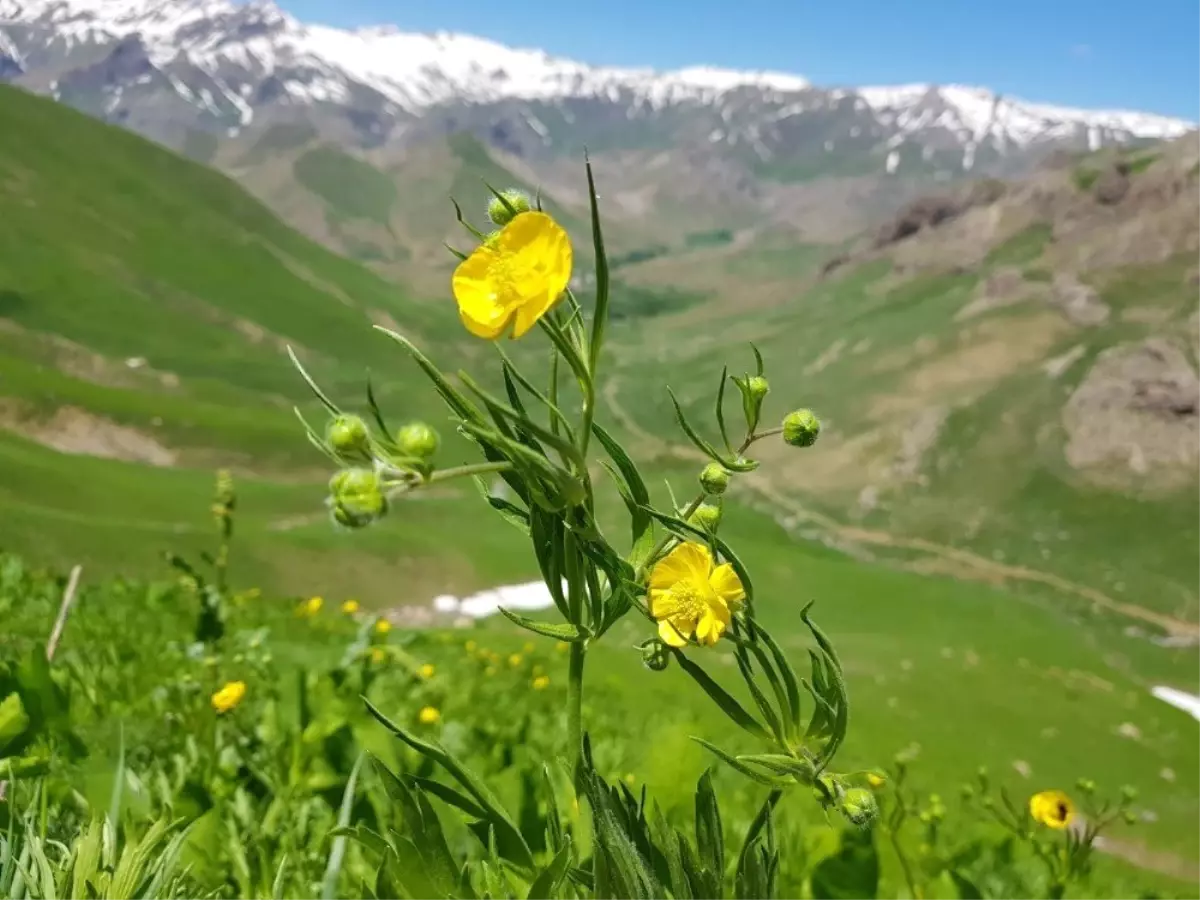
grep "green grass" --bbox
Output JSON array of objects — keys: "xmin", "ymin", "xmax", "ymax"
[
  {"xmin": 984, "ymin": 224, "xmax": 1054, "ymax": 268},
  {"xmin": 293, "ymin": 145, "xmax": 398, "ymax": 225}
]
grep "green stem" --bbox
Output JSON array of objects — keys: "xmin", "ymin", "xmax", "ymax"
[
  {"xmin": 567, "ymin": 640, "xmax": 586, "ymax": 779},
  {"xmin": 428, "ymin": 461, "xmax": 514, "ymax": 482}
]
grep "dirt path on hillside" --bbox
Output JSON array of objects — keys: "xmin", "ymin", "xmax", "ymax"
[{"xmin": 600, "ymin": 378, "xmax": 1200, "ymax": 640}]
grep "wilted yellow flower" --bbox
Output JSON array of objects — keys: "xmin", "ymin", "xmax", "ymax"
[
  {"xmin": 532, "ymin": 675, "xmax": 550, "ymax": 690},
  {"xmin": 418, "ymin": 664, "xmax": 435, "ymax": 679},
  {"xmin": 1029, "ymin": 790, "xmax": 1075, "ymax": 829},
  {"xmin": 648, "ymin": 542, "xmax": 745, "ymax": 647},
  {"xmin": 451, "ymin": 211, "xmax": 572, "ymax": 340},
  {"xmin": 341, "ymin": 599, "xmax": 360, "ymax": 614},
  {"xmin": 375, "ymin": 618, "xmax": 392, "ymax": 635},
  {"xmin": 465, "ymin": 640, "xmax": 478, "ymax": 654},
  {"xmin": 211, "ymin": 681, "xmax": 246, "ymax": 714},
  {"xmin": 509, "ymin": 653, "xmax": 523, "ymax": 667},
  {"xmin": 418, "ymin": 706, "xmax": 441, "ymax": 724},
  {"xmin": 867, "ymin": 772, "xmax": 887, "ymax": 789},
  {"xmin": 370, "ymin": 648, "xmax": 386, "ymax": 665},
  {"xmin": 301, "ymin": 596, "xmax": 323, "ymax": 617}
]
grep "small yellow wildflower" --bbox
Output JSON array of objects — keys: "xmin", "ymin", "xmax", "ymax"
[
  {"xmin": 211, "ymin": 681, "xmax": 246, "ymax": 714},
  {"xmin": 370, "ymin": 648, "xmax": 386, "ymax": 665},
  {"xmin": 341, "ymin": 599, "xmax": 360, "ymax": 614},
  {"xmin": 451, "ymin": 211, "xmax": 573, "ymax": 339},
  {"xmin": 1029, "ymin": 790, "xmax": 1075, "ymax": 829},
  {"xmin": 301, "ymin": 596, "xmax": 323, "ymax": 616},
  {"xmin": 465, "ymin": 640, "xmax": 478, "ymax": 654},
  {"xmin": 648, "ymin": 542, "xmax": 745, "ymax": 647},
  {"xmin": 418, "ymin": 706, "xmax": 441, "ymax": 725},
  {"xmin": 509, "ymin": 653, "xmax": 523, "ymax": 667},
  {"xmin": 867, "ymin": 772, "xmax": 887, "ymax": 789},
  {"xmin": 532, "ymin": 675, "xmax": 550, "ymax": 690},
  {"xmin": 623, "ymin": 773, "xmax": 636, "ymax": 786},
  {"xmin": 375, "ymin": 618, "xmax": 392, "ymax": 635},
  {"xmin": 418, "ymin": 664, "xmax": 436, "ymax": 679}
]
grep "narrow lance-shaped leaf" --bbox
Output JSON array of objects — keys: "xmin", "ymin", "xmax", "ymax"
[
  {"xmin": 667, "ymin": 388, "xmax": 760, "ymax": 473},
  {"xmin": 669, "ymin": 649, "xmax": 771, "ymax": 742},
  {"xmin": 286, "ymin": 346, "xmax": 340, "ymax": 415},
  {"xmin": 373, "ymin": 328, "xmax": 482, "ymax": 424},
  {"xmin": 715, "ymin": 364, "xmax": 733, "ymax": 454},
  {"xmin": 584, "ymin": 153, "xmax": 611, "ymax": 373},
  {"xmin": 497, "ymin": 608, "xmax": 589, "ymax": 642},
  {"xmin": 449, "ymin": 197, "xmax": 487, "ymax": 241}
]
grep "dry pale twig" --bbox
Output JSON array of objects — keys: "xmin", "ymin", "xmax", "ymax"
[{"xmin": 45, "ymin": 564, "xmax": 83, "ymax": 662}]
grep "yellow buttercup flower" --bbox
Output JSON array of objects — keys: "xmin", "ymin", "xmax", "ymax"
[
  {"xmin": 532, "ymin": 675, "xmax": 550, "ymax": 690},
  {"xmin": 341, "ymin": 599, "xmax": 360, "ymax": 614},
  {"xmin": 508, "ymin": 653, "xmax": 523, "ymax": 667},
  {"xmin": 418, "ymin": 664, "xmax": 435, "ymax": 679},
  {"xmin": 369, "ymin": 648, "xmax": 386, "ymax": 665},
  {"xmin": 465, "ymin": 640, "xmax": 478, "ymax": 654},
  {"xmin": 648, "ymin": 542, "xmax": 745, "ymax": 647},
  {"xmin": 418, "ymin": 706, "xmax": 441, "ymax": 724},
  {"xmin": 375, "ymin": 618, "xmax": 392, "ymax": 634},
  {"xmin": 1029, "ymin": 790, "xmax": 1076, "ymax": 829},
  {"xmin": 451, "ymin": 211, "xmax": 573, "ymax": 340},
  {"xmin": 211, "ymin": 681, "xmax": 246, "ymax": 714},
  {"xmin": 867, "ymin": 772, "xmax": 887, "ymax": 789},
  {"xmin": 301, "ymin": 596, "xmax": 323, "ymax": 617}
]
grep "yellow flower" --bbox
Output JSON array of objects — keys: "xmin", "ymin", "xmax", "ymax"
[
  {"xmin": 623, "ymin": 773, "xmax": 636, "ymax": 786},
  {"xmin": 648, "ymin": 542, "xmax": 745, "ymax": 647},
  {"xmin": 451, "ymin": 211, "xmax": 573, "ymax": 340},
  {"xmin": 301, "ymin": 596, "xmax": 323, "ymax": 616},
  {"xmin": 465, "ymin": 640, "xmax": 478, "ymax": 654},
  {"xmin": 1029, "ymin": 790, "xmax": 1075, "ymax": 829},
  {"xmin": 418, "ymin": 664, "xmax": 435, "ymax": 679},
  {"xmin": 370, "ymin": 648, "xmax": 386, "ymax": 665},
  {"xmin": 509, "ymin": 653, "xmax": 523, "ymax": 667},
  {"xmin": 375, "ymin": 618, "xmax": 392, "ymax": 634},
  {"xmin": 532, "ymin": 675, "xmax": 550, "ymax": 690},
  {"xmin": 418, "ymin": 706, "xmax": 441, "ymax": 724},
  {"xmin": 867, "ymin": 772, "xmax": 887, "ymax": 789},
  {"xmin": 555, "ymin": 641, "xmax": 569, "ymax": 654},
  {"xmin": 341, "ymin": 599, "xmax": 360, "ymax": 614},
  {"xmin": 211, "ymin": 681, "xmax": 246, "ymax": 714}
]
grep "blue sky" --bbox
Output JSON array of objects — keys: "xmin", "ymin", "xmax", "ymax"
[{"xmin": 277, "ymin": 0, "xmax": 1198, "ymax": 120}]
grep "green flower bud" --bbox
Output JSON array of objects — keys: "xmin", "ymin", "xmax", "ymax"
[
  {"xmin": 395, "ymin": 422, "xmax": 440, "ymax": 459},
  {"xmin": 782, "ymin": 409, "xmax": 820, "ymax": 448},
  {"xmin": 1119, "ymin": 785, "xmax": 1138, "ymax": 803},
  {"xmin": 839, "ymin": 787, "xmax": 879, "ymax": 827},
  {"xmin": 1122, "ymin": 809, "xmax": 1138, "ymax": 825},
  {"xmin": 329, "ymin": 468, "xmax": 388, "ymax": 529},
  {"xmin": 699, "ymin": 463, "xmax": 731, "ymax": 495},
  {"xmin": 639, "ymin": 638, "xmax": 671, "ymax": 672},
  {"xmin": 747, "ymin": 375, "xmax": 770, "ymax": 404},
  {"xmin": 1076, "ymin": 778, "xmax": 1096, "ymax": 795},
  {"xmin": 688, "ymin": 501, "xmax": 722, "ymax": 533},
  {"xmin": 326, "ymin": 414, "xmax": 372, "ymax": 462},
  {"xmin": 486, "ymin": 189, "xmax": 531, "ymax": 227}
]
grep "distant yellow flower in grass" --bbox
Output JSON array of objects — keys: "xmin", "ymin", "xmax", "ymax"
[
  {"xmin": 211, "ymin": 681, "xmax": 246, "ymax": 714},
  {"xmin": 532, "ymin": 675, "xmax": 550, "ymax": 690},
  {"xmin": 867, "ymin": 772, "xmax": 887, "ymax": 789},
  {"xmin": 301, "ymin": 596, "xmax": 323, "ymax": 617},
  {"xmin": 648, "ymin": 541, "xmax": 745, "ymax": 647},
  {"xmin": 341, "ymin": 599, "xmax": 360, "ymax": 614},
  {"xmin": 508, "ymin": 653, "xmax": 523, "ymax": 667},
  {"xmin": 418, "ymin": 664, "xmax": 435, "ymax": 679},
  {"xmin": 451, "ymin": 211, "xmax": 573, "ymax": 339},
  {"xmin": 555, "ymin": 641, "xmax": 569, "ymax": 654},
  {"xmin": 418, "ymin": 706, "xmax": 441, "ymax": 725},
  {"xmin": 1029, "ymin": 790, "xmax": 1076, "ymax": 829},
  {"xmin": 374, "ymin": 618, "xmax": 392, "ymax": 635},
  {"xmin": 465, "ymin": 640, "xmax": 478, "ymax": 654},
  {"xmin": 369, "ymin": 648, "xmax": 386, "ymax": 665}
]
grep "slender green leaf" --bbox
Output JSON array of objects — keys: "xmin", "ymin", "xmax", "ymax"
[
  {"xmin": 584, "ymin": 155, "xmax": 611, "ymax": 372},
  {"xmin": 670, "ymin": 651, "xmax": 769, "ymax": 742},
  {"xmin": 286, "ymin": 345, "xmax": 340, "ymax": 415},
  {"xmin": 497, "ymin": 608, "xmax": 589, "ymax": 642}
]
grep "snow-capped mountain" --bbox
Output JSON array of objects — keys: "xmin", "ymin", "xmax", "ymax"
[{"xmin": 1, "ymin": 0, "xmax": 1191, "ymax": 168}]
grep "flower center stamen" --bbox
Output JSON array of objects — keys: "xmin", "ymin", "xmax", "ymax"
[{"xmin": 668, "ymin": 581, "xmax": 708, "ymax": 620}]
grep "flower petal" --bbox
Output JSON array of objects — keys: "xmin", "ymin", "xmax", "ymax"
[
  {"xmin": 452, "ymin": 249, "xmax": 513, "ymax": 339},
  {"xmin": 649, "ymin": 542, "xmax": 712, "ymax": 591},
  {"xmin": 708, "ymin": 563, "xmax": 746, "ymax": 608},
  {"xmin": 511, "ymin": 287, "xmax": 561, "ymax": 338},
  {"xmin": 498, "ymin": 212, "xmax": 572, "ymax": 338},
  {"xmin": 648, "ymin": 587, "xmax": 680, "ymax": 620},
  {"xmin": 695, "ymin": 601, "xmax": 731, "ymax": 646},
  {"xmin": 658, "ymin": 617, "xmax": 693, "ymax": 647}
]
